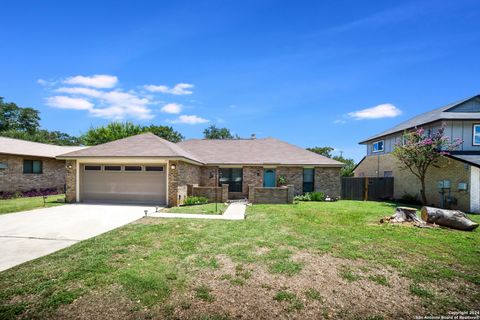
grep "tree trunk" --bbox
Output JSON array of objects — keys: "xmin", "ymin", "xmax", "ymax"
[
  {"xmin": 420, "ymin": 175, "xmax": 427, "ymax": 205},
  {"xmin": 421, "ymin": 206, "xmax": 479, "ymax": 231},
  {"xmin": 388, "ymin": 207, "xmax": 424, "ymax": 224}
]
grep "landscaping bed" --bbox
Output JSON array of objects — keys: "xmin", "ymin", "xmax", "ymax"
[
  {"xmin": 162, "ymin": 202, "xmax": 227, "ymax": 215},
  {"xmin": 0, "ymin": 201, "xmax": 478, "ymax": 319}
]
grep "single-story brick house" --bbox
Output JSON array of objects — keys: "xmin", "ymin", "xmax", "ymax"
[
  {"xmin": 57, "ymin": 133, "xmax": 343, "ymax": 206},
  {"xmin": 0, "ymin": 137, "xmax": 84, "ymax": 194}
]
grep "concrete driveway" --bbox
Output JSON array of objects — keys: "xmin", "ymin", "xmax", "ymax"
[{"xmin": 0, "ymin": 203, "xmax": 150, "ymax": 272}]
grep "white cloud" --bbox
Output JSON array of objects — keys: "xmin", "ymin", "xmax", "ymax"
[
  {"xmin": 63, "ymin": 74, "xmax": 118, "ymax": 88},
  {"xmin": 144, "ymin": 83, "xmax": 194, "ymax": 95},
  {"xmin": 37, "ymin": 78, "xmax": 57, "ymax": 86},
  {"xmin": 168, "ymin": 115, "xmax": 209, "ymax": 125},
  {"xmin": 348, "ymin": 103, "xmax": 402, "ymax": 120},
  {"xmin": 161, "ymin": 103, "xmax": 182, "ymax": 114},
  {"xmin": 46, "ymin": 96, "xmax": 93, "ymax": 110},
  {"xmin": 55, "ymin": 87, "xmax": 103, "ymax": 98},
  {"xmin": 334, "ymin": 119, "xmax": 346, "ymax": 124}
]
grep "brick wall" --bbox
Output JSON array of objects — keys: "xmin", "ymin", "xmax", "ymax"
[
  {"xmin": 315, "ymin": 167, "xmax": 341, "ymax": 197},
  {"xmin": 200, "ymin": 166, "xmax": 218, "ymax": 186},
  {"xmin": 277, "ymin": 167, "xmax": 303, "ymax": 194},
  {"xmin": 65, "ymin": 160, "xmax": 76, "ymax": 203},
  {"xmin": 0, "ymin": 154, "xmax": 66, "ymax": 193},
  {"xmin": 354, "ymin": 154, "xmax": 471, "ymax": 211},
  {"xmin": 248, "ymin": 185, "xmax": 294, "ymax": 204},
  {"xmin": 168, "ymin": 160, "xmax": 201, "ymax": 207},
  {"xmin": 191, "ymin": 184, "xmax": 228, "ymax": 202}
]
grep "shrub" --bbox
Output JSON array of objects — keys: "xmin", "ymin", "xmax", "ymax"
[
  {"xmin": 0, "ymin": 188, "xmax": 61, "ymax": 200},
  {"xmin": 183, "ymin": 196, "xmax": 209, "ymax": 206},
  {"xmin": 399, "ymin": 193, "xmax": 422, "ymax": 205},
  {"xmin": 294, "ymin": 192, "xmax": 325, "ymax": 202}
]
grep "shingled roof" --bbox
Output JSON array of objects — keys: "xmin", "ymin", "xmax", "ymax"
[
  {"xmin": 177, "ymin": 138, "xmax": 343, "ymax": 166},
  {"xmin": 58, "ymin": 133, "xmax": 203, "ymax": 163},
  {"xmin": 0, "ymin": 136, "xmax": 85, "ymax": 158},
  {"xmin": 360, "ymin": 95, "xmax": 480, "ymax": 144}
]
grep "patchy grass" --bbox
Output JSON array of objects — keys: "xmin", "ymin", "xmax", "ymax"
[
  {"xmin": 0, "ymin": 201, "xmax": 479, "ymax": 319},
  {"xmin": 0, "ymin": 194, "xmax": 65, "ymax": 214},
  {"xmin": 162, "ymin": 203, "xmax": 227, "ymax": 215}
]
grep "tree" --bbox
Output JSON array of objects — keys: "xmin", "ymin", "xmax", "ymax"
[
  {"xmin": 307, "ymin": 146, "xmax": 355, "ymax": 177},
  {"xmin": 392, "ymin": 124, "xmax": 462, "ymax": 205},
  {"xmin": 80, "ymin": 121, "xmax": 184, "ymax": 146},
  {"xmin": 332, "ymin": 155, "xmax": 355, "ymax": 177},
  {"xmin": 0, "ymin": 97, "xmax": 40, "ymax": 133},
  {"xmin": 306, "ymin": 146, "xmax": 334, "ymax": 158},
  {"xmin": 0, "ymin": 129, "xmax": 81, "ymax": 146},
  {"xmin": 203, "ymin": 125, "xmax": 236, "ymax": 139}
]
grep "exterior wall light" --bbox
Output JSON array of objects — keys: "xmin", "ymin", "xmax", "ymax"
[
  {"xmin": 170, "ymin": 163, "xmax": 177, "ymax": 170},
  {"xmin": 66, "ymin": 164, "xmax": 73, "ymax": 169}
]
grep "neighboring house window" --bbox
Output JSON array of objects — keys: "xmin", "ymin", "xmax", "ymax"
[
  {"xmin": 23, "ymin": 160, "xmax": 42, "ymax": 174},
  {"xmin": 219, "ymin": 168, "xmax": 243, "ymax": 192},
  {"xmin": 473, "ymin": 124, "xmax": 480, "ymax": 145},
  {"xmin": 372, "ymin": 140, "xmax": 384, "ymax": 153},
  {"xmin": 384, "ymin": 171, "xmax": 393, "ymax": 177},
  {"xmin": 303, "ymin": 168, "xmax": 314, "ymax": 193},
  {"xmin": 0, "ymin": 162, "xmax": 7, "ymax": 170}
]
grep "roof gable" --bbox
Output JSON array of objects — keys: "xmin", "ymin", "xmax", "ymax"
[
  {"xmin": 58, "ymin": 133, "xmax": 202, "ymax": 163},
  {"xmin": 359, "ymin": 95, "xmax": 480, "ymax": 144}
]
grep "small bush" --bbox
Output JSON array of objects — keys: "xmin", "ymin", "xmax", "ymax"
[
  {"xmin": 294, "ymin": 192, "xmax": 325, "ymax": 202},
  {"xmin": 399, "ymin": 193, "xmax": 422, "ymax": 205},
  {"xmin": 183, "ymin": 196, "xmax": 209, "ymax": 206}
]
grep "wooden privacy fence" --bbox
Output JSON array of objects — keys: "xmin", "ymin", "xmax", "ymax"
[{"xmin": 341, "ymin": 177, "xmax": 394, "ymax": 201}]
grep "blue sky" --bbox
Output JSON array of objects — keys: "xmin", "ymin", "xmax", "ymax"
[{"xmin": 1, "ymin": 0, "xmax": 479, "ymax": 161}]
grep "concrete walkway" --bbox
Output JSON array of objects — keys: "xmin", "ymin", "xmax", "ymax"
[
  {"xmin": 0, "ymin": 204, "xmax": 147, "ymax": 272},
  {"xmin": 150, "ymin": 201, "xmax": 246, "ymax": 220}
]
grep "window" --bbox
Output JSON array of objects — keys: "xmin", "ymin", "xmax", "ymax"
[
  {"xmin": 372, "ymin": 140, "xmax": 384, "ymax": 153},
  {"xmin": 219, "ymin": 168, "xmax": 243, "ymax": 192},
  {"xmin": 125, "ymin": 165, "xmax": 142, "ymax": 171},
  {"xmin": 145, "ymin": 166, "xmax": 164, "ymax": 172},
  {"xmin": 85, "ymin": 165, "xmax": 101, "ymax": 171},
  {"xmin": 0, "ymin": 162, "xmax": 7, "ymax": 170},
  {"xmin": 303, "ymin": 168, "xmax": 314, "ymax": 193},
  {"xmin": 104, "ymin": 165, "xmax": 121, "ymax": 171},
  {"xmin": 473, "ymin": 124, "xmax": 480, "ymax": 146},
  {"xmin": 23, "ymin": 160, "xmax": 42, "ymax": 174},
  {"xmin": 384, "ymin": 171, "xmax": 393, "ymax": 177}
]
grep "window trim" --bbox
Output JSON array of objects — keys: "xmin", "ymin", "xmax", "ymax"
[
  {"xmin": 372, "ymin": 140, "xmax": 385, "ymax": 153},
  {"xmin": 84, "ymin": 165, "xmax": 102, "ymax": 171},
  {"xmin": 23, "ymin": 159, "xmax": 43, "ymax": 174},
  {"xmin": 473, "ymin": 124, "xmax": 480, "ymax": 146},
  {"xmin": 104, "ymin": 165, "xmax": 122, "ymax": 172},
  {"xmin": 303, "ymin": 168, "xmax": 315, "ymax": 194},
  {"xmin": 145, "ymin": 166, "xmax": 164, "ymax": 172},
  {"xmin": 124, "ymin": 165, "xmax": 143, "ymax": 172}
]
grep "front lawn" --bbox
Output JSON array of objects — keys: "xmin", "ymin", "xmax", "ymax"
[
  {"xmin": 162, "ymin": 202, "xmax": 227, "ymax": 215},
  {"xmin": 0, "ymin": 201, "xmax": 479, "ymax": 319},
  {"xmin": 0, "ymin": 194, "xmax": 65, "ymax": 214}
]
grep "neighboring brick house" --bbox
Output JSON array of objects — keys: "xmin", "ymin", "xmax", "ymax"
[
  {"xmin": 0, "ymin": 137, "xmax": 84, "ymax": 194},
  {"xmin": 354, "ymin": 94, "xmax": 480, "ymax": 213},
  {"xmin": 57, "ymin": 133, "xmax": 343, "ymax": 206}
]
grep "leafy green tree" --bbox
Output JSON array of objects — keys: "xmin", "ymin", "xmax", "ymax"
[
  {"xmin": 80, "ymin": 122, "xmax": 184, "ymax": 145},
  {"xmin": 306, "ymin": 146, "xmax": 334, "ymax": 158},
  {"xmin": 393, "ymin": 124, "xmax": 462, "ymax": 204},
  {"xmin": 307, "ymin": 146, "xmax": 355, "ymax": 177},
  {"xmin": 0, "ymin": 97, "xmax": 40, "ymax": 133},
  {"xmin": 0, "ymin": 129, "xmax": 81, "ymax": 146},
  {"xmin": 203, "ymin": 125, "xmax": 236, "ymax": 139}
]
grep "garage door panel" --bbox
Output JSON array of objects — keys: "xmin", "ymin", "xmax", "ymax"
[{"xmin": 80, "ymin": 164, "xmax": 166, "ymax": 204}]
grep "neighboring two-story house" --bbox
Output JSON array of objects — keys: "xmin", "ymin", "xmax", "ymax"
[{"xmin": 354, "ymin": 95, "xmax": 480, "ymax": 213}]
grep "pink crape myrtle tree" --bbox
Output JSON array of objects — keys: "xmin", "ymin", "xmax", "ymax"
[{"xmin": 392, "ymin": 122, "xmax": 462, "ymax": 205}]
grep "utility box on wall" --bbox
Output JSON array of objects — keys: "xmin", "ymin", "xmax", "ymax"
[
  {"xmin": 437, "ymin": 180, "xmax": 451, "ymax": 189},
  {"xmin": 458, "ymin": 182, "xmax": 468, "ymax": 191}
]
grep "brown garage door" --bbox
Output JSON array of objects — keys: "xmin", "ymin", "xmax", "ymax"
[{"xmin": 80, "ymin": 164, "xmax": 166, "ymax": 204}]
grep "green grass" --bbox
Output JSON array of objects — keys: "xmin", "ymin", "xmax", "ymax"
[
  {"xmin": 0, "ymin": 194, "xmax": 65, "ymax": 214},
  {"xmin": 163, "ymin": 202, "xmax": 227, "ymax": 215},
  {"xmin": 0, "ymin": 201, "xmax": 478, "ymax": 318}
]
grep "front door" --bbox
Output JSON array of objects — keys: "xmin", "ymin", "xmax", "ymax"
[{"xmin": 263, "ymin": 169, "xmax": 276, "ymax": 187}]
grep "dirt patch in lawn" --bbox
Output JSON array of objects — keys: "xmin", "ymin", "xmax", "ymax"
[
  {"xmin": 167, "ymin": 251, "xmax": 427, "ymax": 319},
  {"xmin": 52, "ymin": 285, "xmax": 150, "ymax": 320}
]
